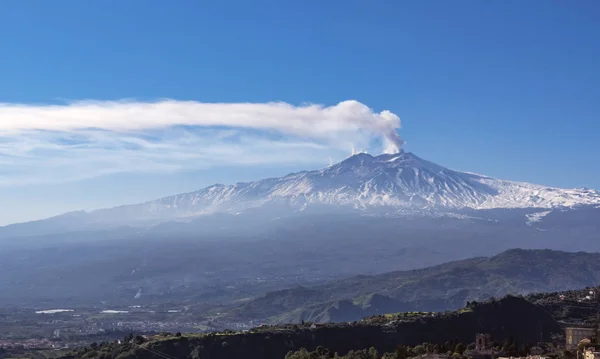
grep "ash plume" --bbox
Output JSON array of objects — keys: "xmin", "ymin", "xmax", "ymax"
[
  {"xmin": 382, "ymin": 130, "xmax": 406, "ymax": 154},
  {"xmin": 0, "ymin": 99, "xmax": 406, "ymax": 184}
]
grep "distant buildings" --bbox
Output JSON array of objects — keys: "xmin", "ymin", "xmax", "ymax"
[
  {"xmin": 494, "ymin": 343, "xmax": 548, "ymax": 359},
  {"xmin": 498, "ymin": 356, "xmax": 548, "ymax": 359},
  {"xmin": 584, "ymin": 348, "xmax": 600, "ymax": 359},
  {"xmin": 470, "ymin": 333, "xmax": 551, "ymax": 359},
  {"xmin": 475, "ymin": 333, "xmax": 492, "ymax": 351},
  {"xmin": 565, "ymin": 327, "xmax": 597, "ymax": 350},
  {"xmin": 468, "ymin": 334, "xmax": 496, "ymax": 359},
  {"xmin": 581, "ymin": 287, "xmax": 600, "ymax": 302},
  {"xmin": 530, "ymin": 347, "xmax": 544, "ymax": 356}
]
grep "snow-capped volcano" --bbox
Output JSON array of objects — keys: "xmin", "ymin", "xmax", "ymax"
[
  {"xmin": 2, "ymin": 151, "xmax": 600, "ymax": 236},
  {"xmin": 107, "ymin": 151, "xmax": 600, "ymax": 220}
]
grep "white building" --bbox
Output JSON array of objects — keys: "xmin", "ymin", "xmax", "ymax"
[{"xmin": 584, "ymin": 349, "xmax": 600, "ymax": 359}]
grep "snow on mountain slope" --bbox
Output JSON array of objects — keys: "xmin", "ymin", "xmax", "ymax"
[{"xmin": 84, "ymin": 151, "xmax": 600, "ymax": 222}]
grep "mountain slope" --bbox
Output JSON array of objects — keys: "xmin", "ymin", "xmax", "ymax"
[
  {"xmin": 2, "ymin": 151, "xmax": 600, "ymax": 236},
  {"xmin": 108, "ymin": 151, "xmax": 600, "ymax": 218},
  {"xmin": 223, "ymin": 249, "xmax": 600, "ymax": 323}
]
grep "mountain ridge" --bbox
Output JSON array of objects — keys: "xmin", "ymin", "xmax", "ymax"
[
  {"xmin": 220, "ymin": 248, "xmax": 600, "ymax": 324},
  {"xmin": 1, "ymin": 151, "xmax": 600, "ymax": 237},
  {"xmin": 68, "ymin": 151, "xmax": 600, "ymax": 215}
]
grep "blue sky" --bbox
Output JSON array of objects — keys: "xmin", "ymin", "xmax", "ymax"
[{"xmin": 0, "ymin": 1, "xmax": 599, "ymax": 225}]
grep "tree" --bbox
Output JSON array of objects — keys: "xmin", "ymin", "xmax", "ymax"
[
  {"xmin": 455, "ymin": 343, "xmax": 466, "ymax": 355},
  {"xmin": 285, "ymin": 348, "xmax": 311, "ymax": 359},
  {"xmin": 367, "ymin": 347, "xmax": 379, "ymax": 359},
  {"xmin": 81, "ymin": 350, "xmax": 98, "ymax": 359},
  {"xmin": 133, "ymin": 335, "xmax": 146, "ymax": 345},
  {"xmin": 395, "ymin": 345, "xmax": 408, "ymax": 359},
  {"xmin": 316, "ymin": 346, "xmax": 332, "ymax": 358},
  {"xmin": 413, "ymin": 345, "xmax": 427, "ymax": 356},
  {"xmin": 506, "ymin": 343, "xmax": 518, "ymax": 357}
]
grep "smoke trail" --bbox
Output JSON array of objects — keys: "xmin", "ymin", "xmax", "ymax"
[
  {"xmin": 383, "ymin": 130, "xmax": 406, "ymax": 154},
  {"xmin": 0, "ymin": 100, "xmax": 404, "ymax": 152},
  {"xmin": 0, "ymin": 99, "xmax": 407, "ymax": 184}
]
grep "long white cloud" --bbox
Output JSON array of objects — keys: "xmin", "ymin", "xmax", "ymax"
[{"xmin": 0, "ymin": 100, "xmax": 404, "ymax": 185}]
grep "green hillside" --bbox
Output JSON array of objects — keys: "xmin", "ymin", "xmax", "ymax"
[{"xmin": 222, "ymin": 249, "xmax": 600, "ymax": 324}]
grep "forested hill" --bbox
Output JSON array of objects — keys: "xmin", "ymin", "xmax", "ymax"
[
  {"xmin": 59, "ymin": 296, "xmax": 561, "ymax": 359},
  {"xmin": 222, "ymin": 249, "xmax": 600, "ymax": 324}
]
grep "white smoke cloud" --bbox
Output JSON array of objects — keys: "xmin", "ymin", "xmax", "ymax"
[{"xmin": 0, "ymin": 99, "xmax": 405, "ymax": 185}]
